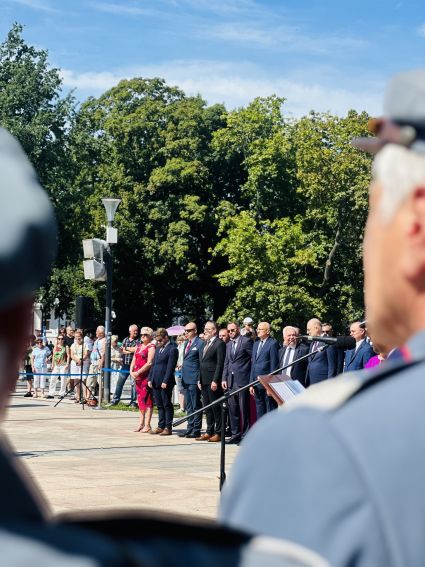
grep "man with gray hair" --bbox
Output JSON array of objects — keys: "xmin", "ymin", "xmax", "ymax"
[
  {"xmin": 278, "ymin": 326, "xmax": 309, "ymax": 386},
  {"xmin": 220, "ymin": 70, "xmax": 425, "ymax": 565}
]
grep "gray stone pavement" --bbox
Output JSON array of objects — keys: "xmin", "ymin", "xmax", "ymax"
[{"xmin": 1, "ymin": 384, "xmax": 239, "ymax": 520}]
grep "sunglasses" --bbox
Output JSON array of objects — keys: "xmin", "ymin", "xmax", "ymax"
[
  {"xmin": 184, "ymin": 329, "xmax": 195, "ymax": 333},
  {"xmin": 141, "ymin": 333, "xmax": 150, "ymax": 337}
]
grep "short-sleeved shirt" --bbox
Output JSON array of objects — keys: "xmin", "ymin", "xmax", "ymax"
[
  {"xmin": 32, "ymin": 347, "xmax": 50, "ymax": 369},
  {"xmin": 63, "ymin": 335, "xmax": 74, "ymax": 349},
  {"xmin": 90, "ymin": 337, "xmax": 106, "ymax": 364},
  {"xmin": 121, "ymin": 337, "xmax": 140, "ymax": 366}
]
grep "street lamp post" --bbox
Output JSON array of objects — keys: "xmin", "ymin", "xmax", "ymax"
[
  {"xmin": 102, "ymin": 198, "xmax": 121, "ymax": 403},
  {"xmin": 53, "ymin": 297, "xmax": 60, "ymax": 335}
]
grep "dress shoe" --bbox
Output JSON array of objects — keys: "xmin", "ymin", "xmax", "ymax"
[
  {"xmin": 150, "ymin": 427, "xmax": 164, "ymax": 434},
  {"xmin": 45, "ymin": 395, "xmax": 54, "ymax": 399},
  {"xmin": 195, "ymin": 433, "xmax": 211, "ymax": 441},
  {"xmin": 23, "ymin": 392, "xmax": 33, "ymax": 398},
  {"xmin": 177, "ymin": 432, "xmax": 188, "ymax": 438},
  {"xmin": 208, "ymin": 434, "xmax": 221, "ymax": 443},
  {"xmin": 185, "ymin": 433, "xmax": 197, "ymax": 439},
  {"xmin": 159, "ymin": 428, "xmax": 172, "ymax": 436},
  {"xmin": 225, "ymin": 437, "xmax": 241, "ymax": 445}
]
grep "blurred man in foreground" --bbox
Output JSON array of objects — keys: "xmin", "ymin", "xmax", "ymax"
[{"xmin": 220, "ymin": 70, "xmax": 425, "ymax": 566}]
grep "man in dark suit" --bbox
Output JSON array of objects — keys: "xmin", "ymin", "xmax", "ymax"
[
  {"xmin": 305, "ymin": 318, "xmax": 338, "ymax": 386},
  {"xmin": 197, "ymin": 321, "xmax": 226, "ymax": 442},
  {"xmin": 278, "ymin": 326, "xmax": 309, "ymax": 387},
  {"xmin": 249, "ymin": 322, "xmax": 279, "ymax": 419},
  {"xmin": 222, "ymin": 322, "xmax": 253, "ymax": 444},
  {"xmin": 148, "ymin": 328, "xmax": 178, "ymax": 436},
  {"xmin": 344, "ymin": 321, "xmax": 375, "ymax": 372},
  {"xmin": 180, "ymin": 323, "xmax": 204, "ymax": 438}
]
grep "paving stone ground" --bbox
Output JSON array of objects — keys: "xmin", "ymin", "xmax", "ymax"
[{"xmin": 2, "ymin": 384, "xmax": 239, "ymax": 520}]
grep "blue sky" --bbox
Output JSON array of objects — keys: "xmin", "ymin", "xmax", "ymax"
[{"xmin": 0, "ymin": 0, "xmax": 424, "ymax": 117}]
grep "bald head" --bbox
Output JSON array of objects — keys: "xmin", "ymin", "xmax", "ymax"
[{"xmin": 307, "ymin": 318, "xmax": 322, "ymax": 336}]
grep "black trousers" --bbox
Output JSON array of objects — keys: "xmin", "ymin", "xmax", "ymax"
[
  {"xmin": 152, "ymin": 384, "xmax": 174, "ymax": 430},
  {"xmin": 201, "ymin": 383, "xmax": 223, "ymax": 435},
  {"xmin": 228, "ymin": 387, "xmax": 250, "ymax": 440},
  {"xmin": 254, "ymin": 385, "xmax": 277, "ymax": 419}
]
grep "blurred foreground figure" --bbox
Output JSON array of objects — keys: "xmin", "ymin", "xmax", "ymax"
[
  {"xmin": 0, "ymin": 127, "xmax": 328, "ymax": 566},
  {"xmin": 220, "ymin": 70, "xmax": 425, "ymax": 567}
]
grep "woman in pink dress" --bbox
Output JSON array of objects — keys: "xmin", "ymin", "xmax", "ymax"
[{"xmin": 130, "ymin": 326, "xmax": 156, "ymax": 432}]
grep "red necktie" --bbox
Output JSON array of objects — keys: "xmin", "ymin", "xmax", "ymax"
[{"xmin": 185, "ymin": 340, "xmax": 192, "ymax": 354}]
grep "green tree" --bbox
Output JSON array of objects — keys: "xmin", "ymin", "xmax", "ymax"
[
  {"xmin": 213, "ymin": 110, "xmax": 372, "ymax": 333},
  {"xmin": 69, "ymin": 78, "xmax": 231, "ymax": 331}
]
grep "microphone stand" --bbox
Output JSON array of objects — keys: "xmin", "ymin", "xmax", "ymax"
[{"xmin": 173, "ymin": 345, "xmax": 328, "ymax": 491}]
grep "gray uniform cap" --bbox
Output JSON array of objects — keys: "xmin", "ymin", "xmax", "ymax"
[{"xmin": 0, "ymin": 128, "xmax": 56, "ymax": 310}]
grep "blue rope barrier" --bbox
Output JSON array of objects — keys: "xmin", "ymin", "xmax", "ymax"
[
  {"xmin": 101, "ymin": 367, "xmax": 130, "ymax": 374},
  {"xmin": 19, "ymin": 372, "xmax": 98, "ymax": 377}
]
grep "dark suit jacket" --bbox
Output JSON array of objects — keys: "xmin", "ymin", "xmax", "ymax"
[
  {"xmin": 199, "ymin": 337, "xmax": 226, "ymax": 385},
  {"xmin": 223, "ymin": 335, "xmax": 253, "ymax": 389},
  {"xmin": 150, "ymin": 341, "xmax": 178, "ymax": 387},
  {"xmin": 344, "ymin": 340, "xmax": 375, "ymax": 372},
  {"xmin": 278, "ymin": 343, "xmax": 309, "ymax": 387},
  {"xmin": 181, "ymin": 336, "xmax": 203, "ymax": 385},
  {"xmin": 306, "ymin": 344, "xmax": 338, "ymax": 386},
  {"xmin": 250, "ymin": 337, "xmax": 279, "ymax": 388}
]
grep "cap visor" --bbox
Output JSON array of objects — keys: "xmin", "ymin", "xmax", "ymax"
[{"xmin": 351, "ymin": 137, "xmax": 384, "ymax": 154}]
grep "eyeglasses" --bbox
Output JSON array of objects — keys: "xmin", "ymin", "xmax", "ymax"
[
  {"xmin": 228, "ymin": 329, "xmax": 237, "ymax": 333},
  {"xmin": 184, "ymin": 329, "xmax": 195, "ymax": 333},
  {"xmin": 141, "ymin": 333, "xmax": 150, "ymax": 337}
]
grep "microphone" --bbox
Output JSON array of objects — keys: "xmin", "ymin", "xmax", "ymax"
[{"xmin": 300, "ymin": 335, "xmax": 356, "ymax": 349}]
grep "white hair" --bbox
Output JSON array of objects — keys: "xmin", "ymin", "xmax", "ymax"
[
  {"xmin": 373, "ymin": 144, "xmax": 425, "ymax": 222},
  {"xmin": 283, "ymin": 326, "xmax": 298, "ymax": 335}
]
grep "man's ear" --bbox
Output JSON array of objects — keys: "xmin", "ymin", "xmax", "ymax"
[{"xmin": 402, "ymin": 187, "xmax": 425, "ymax": 285}]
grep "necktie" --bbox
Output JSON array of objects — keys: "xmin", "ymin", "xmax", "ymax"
[
  {"xmin": 231, "ymin": 340, "xmax": 237, "ymax": 357},
  {"xmin": 311, "ymin": 341, "xmax": 319, "ymax": 353},
  {"xmin": 283, "ymin": 347, "xmax": 291, "ymax": 367},
  {"xmin": 185, "ymin": 340, "xmax": 192, "ymax": 354},
  {"xmin": 159, "ymin": 346, "xmax": 164, "ymax": 354},
  {"xmin": 203, "ymin": 340, "xmax": 210, "ymax": 358},
  {"xmin": 256, "ymin": 340, "xmax": 264, "ymax": 359}
]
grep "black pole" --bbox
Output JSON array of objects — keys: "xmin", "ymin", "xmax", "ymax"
[
  {"xmin": 104, "ymin": 247, "xmax": 112, "ymax": 403},
  {"xmin": 219, "ymin": 395, "xmax": 229, "ymax": 491}
]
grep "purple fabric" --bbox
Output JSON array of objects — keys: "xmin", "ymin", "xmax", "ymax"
[{"xmin": 364, "ymin": 355, "xmax": 381, "ymax": 369}]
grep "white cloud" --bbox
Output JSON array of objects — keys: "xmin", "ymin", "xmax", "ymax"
[
  {"xmin": 417, "ymin": 23, "xmax": 425, "ymax": 37},
  {"xmin": 8, "ymin": 0, "xmax": 55, "ymax": 12},
  {"xmin": 90, "ymin": 2, "xmax": 160, "ymax": 17},
  {"xmin": 61, "ymin": 59, "xmax": 383, "ymax": 117},
  {"xmin": 204, "ymin": 22, "xmax": 367, "ymax": 54}
]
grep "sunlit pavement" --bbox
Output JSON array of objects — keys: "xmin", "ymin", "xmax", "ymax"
[{"xmin": 2, "ymin": 384, "xmax": 239, "ymax": 520}]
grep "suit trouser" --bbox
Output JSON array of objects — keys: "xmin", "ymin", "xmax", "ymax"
[
  {"xmin": 201, "ymin": 383, "xmax": 222, "ymax": 435},
  {"xmin": 228, "ymin": 387, "xmax": 250, "ymax": 439},
  {"xmin": 254, "ymin": 385, "xmax": 277, "ymax": 419},
  {"xmin": 183, "ymin": 383, "xmax": 202, "ymax": 434},
  {"xmin": 152, "ymin": 384, "xmax": 174, "ymax": 430}
]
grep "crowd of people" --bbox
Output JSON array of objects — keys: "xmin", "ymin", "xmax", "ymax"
[{"xmin": 23, "ymin": 316, "xmax": 383, "ymax": 442}]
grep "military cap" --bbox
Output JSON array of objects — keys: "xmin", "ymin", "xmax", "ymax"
[{"xmin": 0, "ymin": 128, "xmax": 56, "ymax": 310}]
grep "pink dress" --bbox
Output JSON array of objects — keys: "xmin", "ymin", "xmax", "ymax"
[{"xmin": 133, "ymin": 343, "xmax": 155, "ymax": 410}]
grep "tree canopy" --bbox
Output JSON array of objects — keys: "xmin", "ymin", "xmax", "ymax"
[{"xmin": 0, "ymin": 24, "xmax": 373, "ymax": 335}]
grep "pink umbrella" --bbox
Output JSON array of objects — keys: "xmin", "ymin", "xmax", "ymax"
[{"xmin": 166, "ymin": 325, "xmax": 185, "ymax": 336}]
